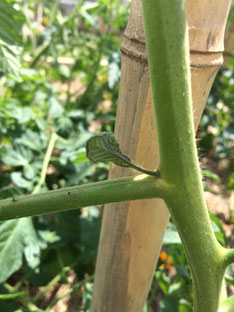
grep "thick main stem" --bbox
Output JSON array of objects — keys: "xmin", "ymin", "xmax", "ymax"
[
  {"xmin": 142, "ymin": 1, "xmax": 230, "ymax": 311},
  {"xmin": 91, "ymin": 1, "xmax": 231, "ymax": 310}
]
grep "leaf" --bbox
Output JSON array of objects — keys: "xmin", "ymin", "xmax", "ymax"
[
  {"xmin": 142, "ymin": 303, "xmax": 148, "ymax": 312},
  {"xmin": 223, "ymin": 124, "xmax": 234, "ymax": 141},
  {"xmin": 0, "ymin": 220, "xmax": 22, "ymax": 283},
  {"xmin": 159, "ymin": 296, "xmax": 178, "ymax": 312},
  {"xmin": 11, "ymin": 172, "xmax": 33, "ymax": 190},
  {"xmin": 168, "ymin": 281, "xmax": 183, "ymax": 298},
  {"xmin": 23, "ymin": 218, "xmax": 42, "ymax": 269},
  {"xmin": 4, "ymin": 100, "xmax": 32, "ymax": 123},
  {"xmin": 53, "ymin": 210, "xmax": 80, "ymax": 242},
  {"xmin": 48, "ymin": 96, "xmax": 64, "ymax": 118},
  {"xmin": 108, "ymin": 51, "xmax": 121, "ymax": 89},
  {"xmin": 0, "ymin": 287, "xmax": 19, "ymax": 312},
  {"xmin": 209, "ymin": 212, "xmax": 226, "ymax": 246},
  {"xmin": 73, "ymin": 151, "xmax": 89, "ymax": 164},
  {"xmin": 0, "ymin": 186, "xmax": 23, "ymax": 200},
  {"xmin": 0, "ymin": 0, "xmax": 24, "ymax": 45},
  {"xmin": 82, "ymin": 282, "xmax": 94, "ymax": 312},
  {"xmin": 2, "ymin": 145, "xmax": 33, "ymax": 167},
  {"xmin": 16, "ymin": 129, "xmax": 45, "ymax": 152},
  {"xmin": 86, "ymin": 132, "xmax": 131, "ymax": 167},
  {"xmin": 65, "ymin": 163, "xmax": 96, "ymax": 186},
  {"xmin": 23, "ymin": 164, "xmax": 37, "ymax": 180},
  {"xmin": 0, "ymin": 1, "xmax": 24, "ymax": 79},
  {"xmin": 163, "ymin": 222, "xmax": 181, "ymax": 245},
  {"xmin": 0, "ymin": 218, "xmax": 41, "ymax": 283},
  {"xmin": 201, "ymin": 170, "xmax": 221, "ymax": 183},
  {"xmin": 77, "ymin": 207, "xmax": 101, "ymax": 264},
  {"xmin": 0, "ymin": 41, "xmax": 22, "ymax": 80},
  {"xmin": 178, "ymin": 298, "xmax": 192, "ymax": 312},
  {"xmin": 86, "ymin": 132, "xmax": 159, "ymax": 176}
]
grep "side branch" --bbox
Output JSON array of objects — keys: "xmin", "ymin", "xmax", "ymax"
[
  {"xmin": 224, "ymin": 248, "xmax": 234, "ymax": 267},
  {"xmin": 0, "ymin": 175, "xmax": 168, "ymax": 221}
]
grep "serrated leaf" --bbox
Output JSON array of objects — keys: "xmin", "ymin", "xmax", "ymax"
[
  {"xmin": 48, "ymin": 96, "xmax": 64, "ymax": 118},
  {"xmin": 86, "ymin": 132, "xmax": 132, "ymax": 167},
  {"xmin": 0, "ymin": 1, "xmax": 24, "ymax": 45},
  {"xmin": 23, "ymin": 218, "xmax": 41, "ymax": 268},
  {"xmin": 0, "ymin": 218, "xmax": 41, "ymax": 283},
  {"xmin": 0, "ymin": 41, "xmax": 22, "ymax": 80},
  {"xmin": 0, "ymin": 186, "xmax": 23, "ymax": 200},
  {"xmin": 86, "ymin": 132, "xmax": 159, "ymax": 176},
  {"xmin": 0, "ymin": 220, "xmax": 23, "ymax": 283},
  {"xmin": 0, "ymin": 1, "xmax": 24, "ymax": 79},
  {"xmin": 11, "ymin": 172, "xmax": 33, "ymax": 190},
  {"xmin": 16, "ymin": 129, "xmax": 45, "ymax": 152},
  {"xmin": 2, "ymin": 145, "xmax": 33, "ymax": 167},
  {"xmin": 4, "ymin": 100, "xmax": 33, "ymax": 123}
]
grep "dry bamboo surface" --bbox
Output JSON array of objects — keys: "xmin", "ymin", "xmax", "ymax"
[{"xmin": 91, "ymin": 1, "xmax": 232, "ymax": 311}]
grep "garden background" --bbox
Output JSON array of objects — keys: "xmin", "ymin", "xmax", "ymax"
[{"xmin": 0, "ymin": 0, "xmax": 233, "ymax": 311}]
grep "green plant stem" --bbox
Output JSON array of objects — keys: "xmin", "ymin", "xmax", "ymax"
[
  {"xmin": 45, "ymin": 275, "xmax": 94, "ymax": 312},
  {"xmin": 0, "ymin": 291, "xmax": 27, "ymax": 300},
  {"xmin": 224, "ymin": 248, "xmax": 234, "ymax": 266},
  {"xmin": 0, "ymin": 174, "xmax": 168, "ymax": 221},
  {"xmin": 225, "ymin": 274, "xmax": 234, "ymax": 285},
  {"xmin": 32, "ymin": 131, "xmax": 58, "ymax": 194},
  {"xmin": 141, "ymin": 1, "xmax": 231, "ymax": 311},
  {"xmin": 31, "ymin": 266, "xmax": 70, "ymax": 304}
]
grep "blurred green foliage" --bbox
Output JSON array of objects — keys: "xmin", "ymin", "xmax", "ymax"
[{"xmin": 0, "ymin": 0, "xmax": 233, "ymax": 311}]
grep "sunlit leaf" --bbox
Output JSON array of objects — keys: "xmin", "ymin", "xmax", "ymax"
[
  {"xmin": 48, "ymin": 97, "xmax": 64, "ymax": 118},
  {"xmin": 163, "ymin": 222, "xmax": 181, "ymax": 245},
  {"xmin": 0, "ymin": 0, "xmax": 24, "ymax": 79},
  {"xmin": 73, "ymin": 151, "xmax": 89, "ymax": 164},
  {"xmin": 86, "ymin": 132, "xmax": 132, "ymax": 167},
  {"xmin": 86, "ymin": 132, "xmax": 159, "ymax": 176},
  {"xmin": 2, "ymin": 145, "xmax": 33, "ymax": 167},
  {"xmin": 0, "ymin": 42, "xmax": 22, "ymax": 80},
  {"xmin": 16, "ymin": 129, "xmax": 45, "ymax": 152},
  {"xmin": 0, "ymin": 1, "xmax": 24, "ymax": 45},
  {"xmin": 0, "ymin": 218, "xmax": 41, "ymax": 283},
  {"xmin": 11, "ymin": 172, "xmax": 33, "ymax": 190}
]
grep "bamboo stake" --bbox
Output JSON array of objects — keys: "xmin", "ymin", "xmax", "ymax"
[{"xmin": 91, "ymin": 1, "xmax": 231, "ymax": 311}]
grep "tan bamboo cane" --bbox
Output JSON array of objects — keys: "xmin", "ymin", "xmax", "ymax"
[{"xmin": 91, "ymin": 1, "xmax": 231, "ymax": 311}]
